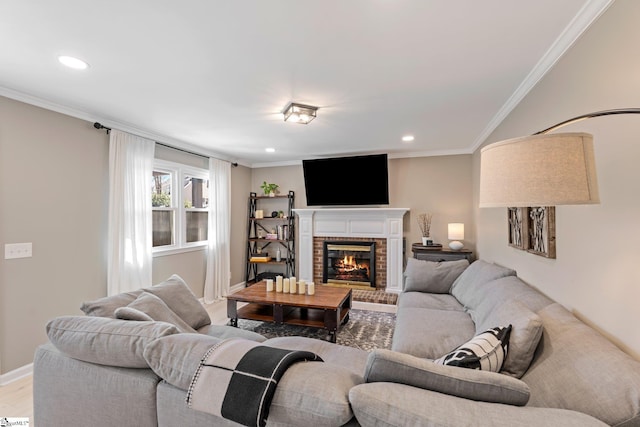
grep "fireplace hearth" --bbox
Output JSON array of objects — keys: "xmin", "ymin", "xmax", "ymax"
[{"xmin": 323, "ymin": 241, "xmax": 375, "ymax": 287}]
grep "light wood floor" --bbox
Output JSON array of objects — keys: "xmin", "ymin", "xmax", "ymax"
[{"xmin": 0, "ymin": 297, "xmax": 394, "ymax": 426}]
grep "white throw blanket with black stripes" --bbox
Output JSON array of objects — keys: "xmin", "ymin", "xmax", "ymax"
[{"xmin": 187, "ymin": 338, "xmax": 322, "ymax": 427}]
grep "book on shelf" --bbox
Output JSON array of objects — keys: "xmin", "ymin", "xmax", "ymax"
[{"xmin": 250, "ymin": 253, "xmax": 271, "ymax": 262}]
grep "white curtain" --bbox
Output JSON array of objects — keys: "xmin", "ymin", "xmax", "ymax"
[
  {"xmin": 204, "ymin": 158, "xmax": 231, "ymax": 303},
  {"xmin": 107, "ymin": 129, "xmax": 155, "ymax": 295}
]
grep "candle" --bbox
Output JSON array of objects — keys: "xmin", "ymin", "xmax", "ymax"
[
  {"xmin": 266, "ymin": 278, "xmax": 274, "ymax": 292},
  {"xmin": 283, "ymin": 278, "xmax": 290, "ymax": 293},
  {"xmin": 307, "ymin": 282, "xmax": 315, "ymax": 295},
  {"xmin": 289, "ymin": 276, "xmax": 297, "ymax": 294},
  {"xmin": 276, "ymin": 276, "xmax": 283, "ymax": 292},
  {"xmin": 298, "ymin": 279, "xmax": 306, "ymax": 294}
]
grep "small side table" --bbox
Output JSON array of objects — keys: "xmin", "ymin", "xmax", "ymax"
[{"xmin": 411, "ymin": 243, "xmax": 474, "ymax": 262}]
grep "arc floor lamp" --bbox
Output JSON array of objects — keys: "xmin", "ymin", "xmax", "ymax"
[{"xmin": 479, "ymin": 108, "xmax": 640, "ymax": 208}]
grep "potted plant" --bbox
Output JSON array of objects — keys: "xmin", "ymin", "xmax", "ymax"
[
  {"xmin": 260, "ymin": 181, "xmax": 279, "ymax": 197},
  {"xmin": 417, "ymin": 212, "xmax": 433, "ymax": 246}
]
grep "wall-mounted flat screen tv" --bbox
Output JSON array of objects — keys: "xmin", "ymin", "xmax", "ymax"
[{"xmin": 302, "ymin": 153, "xmax": 389, "ymax": 206}]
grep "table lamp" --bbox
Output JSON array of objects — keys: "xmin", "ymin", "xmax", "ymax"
[{"xmin": 448, "ymin": 223, "xmax": 464, "ymax": 250}]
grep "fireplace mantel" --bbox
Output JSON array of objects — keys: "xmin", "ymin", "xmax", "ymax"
[{"xmin": 293, "ymin": 208, "xmax": 409, "ymax": 293}]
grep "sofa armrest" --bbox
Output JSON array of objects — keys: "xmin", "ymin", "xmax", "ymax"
[
  {"xmin": 364, "ymin": 349, "xmax": 529, "ymax": 406},
  {"xmin": 349, "ymin": 383, "xmax": 608, "ymax": 427}
]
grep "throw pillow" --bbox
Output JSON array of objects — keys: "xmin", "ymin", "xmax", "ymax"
[
  {"xmin": 435, "ymin": 325, "xmax": 512, "ymax": 373},
  {"xmin": 80, "ymin": 289, "xmax": 142, "ymax": 318},
  {"xmin": 113, "ymin": 306, "xmax": 154, "ymax": 322},
  {"xmin": 80, "ymin": 274, "xmax": 210, "ymax": 330},
  {"xmin": 403, "ymin": 258, "xmax": 469, "ymax": 293},
  {"xmin": 115, "ymin": 291, "xmax": 198, "ymax": 334},
  {"xmin": 472, "ymin": 299, "xmax": 543, "ymax": 378},
  {"xmin": 364, "ymin": 349, "xmax": 530, "ymax": 406},
  {"xmin": 142, "ymin": 274, "xmax": 211, "ymax": 330}
]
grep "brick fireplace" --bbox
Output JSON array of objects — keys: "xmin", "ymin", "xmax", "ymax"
[
  {"xmin": 317, "ymin": 237, "xmax": 386, "ymax": 288},
  {"xmin": 293, "ymin": 208, "xmax": 409, "ymax": 293}
]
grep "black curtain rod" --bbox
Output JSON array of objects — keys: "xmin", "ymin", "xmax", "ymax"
[{"xmin": 93, "ymin": 122, "xmax": 238, "ymax": 167}]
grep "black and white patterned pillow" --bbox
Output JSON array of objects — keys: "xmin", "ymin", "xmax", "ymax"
[{"xmin": 434, "ymin": 325, "xmax": 512, "ymax": 372}]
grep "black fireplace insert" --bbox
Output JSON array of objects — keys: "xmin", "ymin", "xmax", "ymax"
[{"xmin": 322, "ymin": 241, "xmax": 375, "ymax": 287}]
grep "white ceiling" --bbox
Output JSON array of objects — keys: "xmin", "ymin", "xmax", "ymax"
[{"xmin": 0, "ymin": 0, "xmax": 611, "ymax": 167}]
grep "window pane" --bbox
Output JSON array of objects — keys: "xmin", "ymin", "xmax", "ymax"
[
  {"xmin": 186, "ymin": 211, "xmax": 208, "ymax": 243},
  {"xmin": 153, "ymin": 210, "xmax": 174, "ymax": 247},
  {"xmin": 184, "ymin": 176, "xmax": 209, "ymax": 208},
  {"xmin": 152, "ymin": 171, "xmax": 172, "ymax": 207}
]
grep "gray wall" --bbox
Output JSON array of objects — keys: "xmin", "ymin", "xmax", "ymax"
[
  {"xmin": 0, "ymin": 96, "xmax": 109, "ymax": 374},
  {"xmin": 473, "ymin": 0, "xmax": 640, "ymax": 359}
]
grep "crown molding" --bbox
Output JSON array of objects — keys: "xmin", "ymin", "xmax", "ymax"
[
  {"xmin": 470, "ymin": 0, "xmax": 614, "ymax": 153},
  {"xmin": 0, "ymin": 85, "xmax": 239, "ymax": 165}
]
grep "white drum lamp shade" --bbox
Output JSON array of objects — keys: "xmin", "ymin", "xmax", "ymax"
[
  {"xmin": 479, "ymin": 133, "xmax": 599, "ymax": 208},
  {"xmin": 448, "ymin": 223, "xmax": 464, "ymax": 250}
]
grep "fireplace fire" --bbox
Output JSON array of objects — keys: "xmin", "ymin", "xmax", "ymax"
[{"xmin": 323, "ymin": 241, "xmax": 376, "ymax": 287}]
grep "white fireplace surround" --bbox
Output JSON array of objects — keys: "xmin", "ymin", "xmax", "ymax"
[{"xmin": 293, "ymin": 208, "xmax": 409, "ymax": 293}]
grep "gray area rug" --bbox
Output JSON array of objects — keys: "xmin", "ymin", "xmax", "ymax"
[{"xmin": 237, "ymin": 309, "xmax": 395, "ymax": 351}]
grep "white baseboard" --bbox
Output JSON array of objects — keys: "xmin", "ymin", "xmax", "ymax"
[
  {"xmin": 0, "ymin": 363, "xmax": 33, "ymax": 386},
  {"xmin": 229, "ymin": 282, "xmax": 245, "ymax": 294},
  {"xmin": 197, "ymin": 281, "xmax": 246, "ymax": 305}
]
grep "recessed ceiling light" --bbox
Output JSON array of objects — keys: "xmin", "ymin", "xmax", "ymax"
[
  {"xmin": 58, "ymin": 55, "xmax": 89, "ymax": 70},
  {"xmin": 402, "ymin": 135, "xmax": 415, "ymax": 142},
  {"xmin": 265, "ymin": 148, "xmax": 275, "ymax": 153}
]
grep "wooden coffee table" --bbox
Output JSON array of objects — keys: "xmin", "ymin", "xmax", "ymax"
[{"xmin": 227, "ymin": 281, "xmax": 352, "ymax": 342}]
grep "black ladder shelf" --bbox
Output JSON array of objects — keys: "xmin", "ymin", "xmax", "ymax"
[{"xmin": 245, "ymin": 191, "xmax": 295, "ymax": 285}]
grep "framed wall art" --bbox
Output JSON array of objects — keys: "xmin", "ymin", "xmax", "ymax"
[
  {"xmin": 508, "ymin": 207, "xmax": 526, "ymax": 249},
  {"xmin": 507, "ymin": 206, "xmax": 556, "ymax": 259}
]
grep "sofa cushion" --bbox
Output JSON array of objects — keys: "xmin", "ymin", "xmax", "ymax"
[
  {"xmin": 80, "ymin": 274, "xmax": 211, "ymax": 330},
  {"xmin": 473, "ymin": 298, "xmax": 543, "ymax": 378},
  {"xmin": 349, "ymin": 382, "xmax": 609, "ymax": 427},
  {"xmin": 450, "ymin": 260, "xmax": 516, "ymax": 309},
  {"xmin": 523, "ymin": 303, "xmax": 640, "ymax": 426},
  {"xmin": 435, "ymin": 325, "xmax": 511, "ymax": 373},
  {"xmin": 46, "ymin": 315, "xmax": 178, "ymax": 368},
  {"xmin": 403, "ymin": 258, "xmax": 469, "ymax": 293},
  {"xmin": 472, "ymin": 275, "xmax": 554, "ymax": 315},
  {"xmin": 115, "ymin": 291, "xmax": 197, "ymax": 334},
  {"xmin": 364, "ymin": 349, "xmax": 530, "ymax": 406},
  {"xmin": 392, "ymin": 307, "xmax": 475, "ymax": 359},
  {"xmin": 144, "ymin": 334, "xmax": 360, "ymax": 426},
  {"xmin": 198, "ymin": 324, "xmax": 267, "ymax": 342},
  {"xmin": 397, "ymin": 292, "xmax": 465, "ymax": 311},
  {"xmin": 263, "ymin": 336, "xmax": 369, "ymax": 377}
]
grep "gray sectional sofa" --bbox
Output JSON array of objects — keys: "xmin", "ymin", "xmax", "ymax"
[{"xmin": 33, "ymin": 264, "xmax": 640, "ymax": 426}]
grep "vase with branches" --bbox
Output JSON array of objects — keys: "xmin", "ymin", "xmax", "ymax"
[{"xmin": 417, "ymin": 213, "xmax": 433, "ymax": 246}]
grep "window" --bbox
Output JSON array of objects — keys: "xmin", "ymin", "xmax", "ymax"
[{"xmin": 152, "ymin": 160, "xmax": 209, "ymax": 252}]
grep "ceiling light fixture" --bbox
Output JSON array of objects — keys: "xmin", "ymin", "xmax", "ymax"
[
  {"xmin": 265, "ymin": 147, "xmax": 275, "ymax": 153},
  {"xmin": 283, "ymin": 103, "xmax": 318, "ymax": 124},
  {"xmin": 402, "ymin": 135, "xmax": 415, "ymax": 142},
  {"xmin": 58, "ymin": 55, "xmax": 89, "ymax": 70}
]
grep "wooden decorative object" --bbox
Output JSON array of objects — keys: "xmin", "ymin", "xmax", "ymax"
[
  {"xmin": 507, "ymin": 206, "xmax": 556, "ymax": 259},
  {"xmin": 508, "ymin": 207, "xmax": 526, "ymax": 249},
  {"xmin": 525, "ymin": 206, "xmax": 556, "ymax": 258}
]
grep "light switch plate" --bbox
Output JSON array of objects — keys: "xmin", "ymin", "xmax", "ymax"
[{"xmin": 5, "ymin": 242, "xmax": 33, "ymax": 259}]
